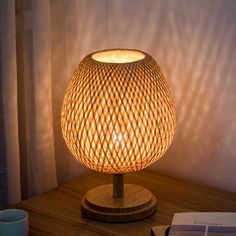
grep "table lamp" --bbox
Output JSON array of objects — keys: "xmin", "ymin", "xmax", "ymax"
[{"xmin": 61, "ymin": 49, "xmax": 176, "ymax": 222}]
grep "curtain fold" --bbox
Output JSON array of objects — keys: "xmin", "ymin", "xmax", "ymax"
[
  {"xmin": 0, "ymin": 0, "xmax": 21, "ymax": 207},
  {"xmin": 15, "ymin": 0, "xmax": 58, "ymax": 199}
]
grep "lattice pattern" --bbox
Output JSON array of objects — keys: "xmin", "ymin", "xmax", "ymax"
[{"xmin": 61, "ymin": 49, "xmax": 176, "ymax": 174}]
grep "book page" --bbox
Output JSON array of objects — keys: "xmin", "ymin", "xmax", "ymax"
[{"xmin": 169, "ymin": 212, "xmax": 236, "ymax": 236}]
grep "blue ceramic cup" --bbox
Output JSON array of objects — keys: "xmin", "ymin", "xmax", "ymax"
[{"xmin": 0, "ymin": 209, "xmax": 28, "ymax": 236}]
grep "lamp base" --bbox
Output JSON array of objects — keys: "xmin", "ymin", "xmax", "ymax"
[{"xmin": 81, "ymin": 184, "xmax": 157, "ymax": 222}]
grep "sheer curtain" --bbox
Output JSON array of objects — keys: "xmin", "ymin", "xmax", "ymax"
[
  {"xmin": 1, "ymin": 0, "xmax": 236, "ymax": 207},
  {"xmin": 0, "ymin": 0, "xmax": 88, "ymax": 207},
  {"xmin": 0, "ymin": 0, "xmax": 21, "ymax": 207},
  {"xmin": 1, "ymin": 0, "xmax": 58, "ymax": 207}
]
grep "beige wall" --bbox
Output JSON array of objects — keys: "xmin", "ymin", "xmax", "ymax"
[
  {"xmin": 16, "ymin": 0, "xmax": 236, "ymax": 192},
  {"xmin": 51, "ymin": 0, "xmax": 236, "ymax": 192}
]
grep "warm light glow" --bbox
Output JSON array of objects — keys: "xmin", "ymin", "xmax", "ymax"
[
  {"xmin": 61, "ymin": 49, "xmax": 176, "ymax": 174},
  {"xmin": 92, "ymin": 49, "xmax": 145, "ymax": 63}
]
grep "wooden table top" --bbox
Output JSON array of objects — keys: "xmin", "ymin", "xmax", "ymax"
[{"xmin": 15, "ymin": 170, "xmax": 236, "ymax": 236}]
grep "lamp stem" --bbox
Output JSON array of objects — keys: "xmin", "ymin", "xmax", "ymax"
[{"xmin": 113, "ymin": 174, "xmax": 124, "ymax": 198}]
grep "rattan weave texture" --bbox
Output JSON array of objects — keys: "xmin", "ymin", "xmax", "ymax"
[{"xmin": 61, "ymin": 49, "xmax": 176, "ymax": 174}]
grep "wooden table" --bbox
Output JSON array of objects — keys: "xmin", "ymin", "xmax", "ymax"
[{"xmin": 15, "ymin": 170, "xmax": 236, "ymax": 235}]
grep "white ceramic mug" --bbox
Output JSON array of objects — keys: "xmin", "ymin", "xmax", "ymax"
[{"xmin": 0, "ymin": 209, "xmax": 28, "ymax": 236}]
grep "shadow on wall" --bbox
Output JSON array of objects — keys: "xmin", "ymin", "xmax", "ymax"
[{"xmin": 142, "ymin": 0, "xmax": 236, "ymax": 192}]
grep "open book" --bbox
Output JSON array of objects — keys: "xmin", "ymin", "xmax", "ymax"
[{"xmin": 151, "ymin": 212, "xmax": 236, "ymax": 236}]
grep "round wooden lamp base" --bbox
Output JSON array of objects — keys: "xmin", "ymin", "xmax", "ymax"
[{"xmin": 81, "ymin": 184, "xmax": 157, "ymax": 222}]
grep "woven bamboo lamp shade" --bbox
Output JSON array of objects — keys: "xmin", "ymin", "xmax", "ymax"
[{"xmin": 61, "ymin": 49, "xmax": 176, "ymax": 222}]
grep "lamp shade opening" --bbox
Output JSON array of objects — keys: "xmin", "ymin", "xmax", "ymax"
[{"xmin": 92, "ymin": 49, "xmax": 145, "ymax": 63}]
